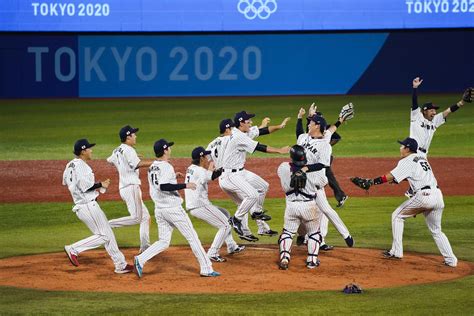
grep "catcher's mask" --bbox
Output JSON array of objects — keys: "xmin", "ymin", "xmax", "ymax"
[
  {"xmin": 290, "ymin": 145, "xmax": 307, "ymax": 167},
  {"xmin": 311, "ymin": 115, "xmax": 327, "ymax": 133}
]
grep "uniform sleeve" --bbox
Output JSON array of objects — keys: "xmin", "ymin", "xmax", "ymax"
[
  {"xmin": 247, "ymin": 126, "xmax": 260, "ymax": 139},
  {"xmin": 323, "ymin": 130, "xmax": 333, "ymax": 142},
  {"xmin": 319, "ymin": 142, "xmax": 332, "ymax": 166},
  {"xmin": 238, "ymin": 134, "xmax": 258, "ymax": 153},
  {"xmin": 277, "ymin": 163, "xmax": 291, "ymax": 192},
  {"xmin": 125, "ymin": 147, "xmax": 140, "ymax": 170},
  {"xmin": 296, "ymin": 133, "xmax": 306, "ymax": 146},
  {"xmin": 390, "ymin": 159, "xmax": 411, "ymax": 183},
  {"xmin": 203, "ymin": 169, "xmax": 213, "ymax": 182},
  {"xmin": 410, "ymin": 108, "xmax": 421, "ymax": 122},
  {"xmin": 433, "ymin": 113, "xmax": 446, "ymax": 128},
  {"xmin": 76, "ymin": 165, "xmax": 95, "ymax": 193},
  {"xmin": 106, "ymin": 152, "xmax": 115, "ymax": 165},
  {"xmin": 158, "ymin": 163, "xmax": 176, "ymax": 184}
]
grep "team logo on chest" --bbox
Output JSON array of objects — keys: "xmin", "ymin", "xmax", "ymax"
[{"xmin": 420, "ymin": 122, "xmax": 436, "ymax": 131}]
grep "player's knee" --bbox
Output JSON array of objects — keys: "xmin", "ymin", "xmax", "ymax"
[
  {"xmin": 278, "ymin": 229, "xmax": 294, "ymax": 244},
  {"xmin": 308, "ymin": 231, "xmax": 322, "ymax": 244},
  {"xmin": 246, "ymin": 191, "xmax": 259, "ymax": 202}
]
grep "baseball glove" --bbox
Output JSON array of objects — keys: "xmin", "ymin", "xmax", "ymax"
[
  {"xmin": 342, "ymin": 283, "xmax": 363, "ymax": 294},
  {"xmin": 350, "ymin": 177, "xmax": 373, "ymax": 191},
  {"xmin": 290, "ymin": 170, "xmax": 307, "ymax": 190},
  {"xmin": 462, "ymin": 87, "xmax": 473, "ymax": 103},
  {"xmin": 339, "ymin": 102, "xmax": 355, "ymax": 121}
]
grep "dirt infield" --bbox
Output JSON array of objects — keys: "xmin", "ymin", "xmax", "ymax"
[
  {"xmin": 0, "ymin": 245, "xmax": 471, "ymax": 293},
  {"xmin": 0, "ymin": 157, "xmax": 472, "ymax": 203}
]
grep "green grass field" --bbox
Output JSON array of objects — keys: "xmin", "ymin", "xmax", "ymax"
[{"xmin": 0, "ymin": 95, "xmax": 473, "ymax": 314}]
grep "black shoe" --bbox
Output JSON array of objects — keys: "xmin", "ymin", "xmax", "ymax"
[
  {"xmin": 320, "ymin": 244, "xmax": 334, "ymax": 251},
  {"xmin": 228, "ymin": 245, "xmax": 246, "ymax": 254},
  {"xmin": 251, "ymin": 211, "xmax": 272, "ymax": 221},
  {"xmin": 296, "ymin": 235, "xmax": 306, "ymax": 246},
  {"xmin": 336, "ymin": 195, "xmax": 349, "ymax": 208},
  {"xmin": 382, "ymin": 250, "xmax": 401, "ymax": 259},
  {"xmin": 239, "ymin": 234, "xmax": 259, "ymax": 242},
  {"xmin": 258, "ymin": 229, "xmax": 278, "ymax": 237},
  {"xmin": 229, "ymin": 216, "xmax": 244, "ymax": 236},
  {"xmin": 345, "ymin": 235, "xmax": 354, "ymax": 247},
  {"xmin": 306, "ymin": 259, "xmax": 320, "ymax": 269}
]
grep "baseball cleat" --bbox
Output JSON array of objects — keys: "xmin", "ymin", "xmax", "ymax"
[
  {"xmin": 382, "ymin": 250, "xmax": 402, "ymax": 260},
  {"xmin": 200, "ymin": 271, "xmax": 221, "ymax": 277},
  {"xmin": 134, "ymin": 256, "xmax": 143, "ymax": 278},
  {"xmin": 229, "ymin": 216, "xmax": 244, "ymax": 236},
  {"xmin": 64, "ymin": 246, "xmax": 79, "ymax": 267},
  {"xmin": 336, "ymin": 195, "xmax": 349, "ymax": 208},
  {"xmin": 306, "ymin": 259, "xmax": 320, "ymax": 269},
  {"xmin": 115, "ymin": 264, "xmax": 134, "ymax": 274},
  {"xmin": 239, "ymin": 234, "xmax": 259, "ymax": 242},
  {"xmin": 345, "ymin": 235, "xmax": 354, "ymax": 247},
  {"xmin": 258, "ymin": 229, "xmax": 278, "ymax": 237},
  {"xmin": 251, "ymin": 211, "xmax": 272, "ymax": 221},
  {"xmin": 443, "ymin": 261, "xmax": 457, "ymax": 268},
  {"xmin": 320, "ymin": 244, "xmax": 334, "ymax": 251},
  {"xmin": 279, "ymin": 259, "xmax": 289, "ymax": 270},
  {"xmin": 210, "ymin": 255, "xmax": 227, "ymax": 263},
  {"xmin": 229, "ymin": 245, "xmax": 246, "ymax": 254}
]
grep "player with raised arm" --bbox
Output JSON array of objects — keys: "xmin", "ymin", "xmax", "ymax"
[
  {"xmin": 134, "ymin": 139, "xmax": 220, "ymax": 278},
  {"xmin": 350, "ymin": 137, "xmax": 457, "ymax": 267},
  {"xmin": 63, "ymin": 139, "xmax": 133, "ymax": 274},
  {"xmin": 107, "ymin": 125, "xmax": 151, "ymax": 253}
]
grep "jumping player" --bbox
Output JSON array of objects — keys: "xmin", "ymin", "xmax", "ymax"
[
  {"xmin": 351, "ymin": 137, "xmax": 457, "ymax": 267},
  {"xmin": 277, "ymin": 145, "xmax": 322, "ymax": 270},
  {"xmin": 63, "ymin": 139, "xmax": 133, "ymax": 274},
  {"xmin": 134, "ymin": 139, "xmax": 220, "ymax": 278},
  {"xmin": 184, "ymin": 146, "xmax": 245, "ymax": 262},
  {"xmin": 107, "ymin": 125, "xmax": 151, "ymax": 253}
]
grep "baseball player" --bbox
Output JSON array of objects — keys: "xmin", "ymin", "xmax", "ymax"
[
  {"xmin": 63, "ymin": 139, "xmax": 133, "ymax": 274},
  {"xmin": 107, "ymin": 125, "xmax": 151, "ymax": 253},
  {"xmin": 295, "ymin": 112, "xmax": 355, "ymax": 249},
  {"xmin": 134, "ymin": 139, "xmax": 220, "ymax": 278},
  {"xmin": 217, "ymin": 111, "xmax": 290, "ymax": 238},
  {"xmin": 185, "ymin": 146, "xmax": 246, "ymax": 262},
  {"xmin": 410, "ymin": 78, "xmax": 472, "ymax": 156},
  {"xmin": 277, "ymin": 145, "xmax": 322, "ymax": 270},
  {"xmin": 350, "ymin": 137, "xmax": 457, "ymax": 267}
]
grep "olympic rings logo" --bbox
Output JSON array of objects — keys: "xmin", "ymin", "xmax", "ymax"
[{"xmin": 237, "ymin": 0, "xmax": 278, "ymax": 20}]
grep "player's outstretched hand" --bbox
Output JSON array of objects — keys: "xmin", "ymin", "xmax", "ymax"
[
  {"xmin": 308, "ymin": 102, "xmax": 317, "ymax": 117},
  {"xmin": 102, "ymin": 179, "xmax": 111, "ymax": 189},
  {"xmin": 280, "ymin": 117, "xmax": 290, "ymax": 128},
  {"xmin": 413, "ymin": 77, "xmax": 423, "ymax": 88},
  {"xmin": 339, "ymin": 103, "xmax": 355, "ymax": 121},
  {"xmin": 278, "ymin": 146, "xmax": 291, "ymax": 154},
  {"xmin": 462, "ymin": 87, "xmax": 473, "ymax": 103},
  {"xmin": 298, "ymin": 107, "xmax": 306, "ymax": 119},
  {"xmin": 260, "ymin": 117, "xmax": 271, "ymax": 127},
  {"xmin": 186, "ymin": 182, "xmax": 197, "ymax": 190}
]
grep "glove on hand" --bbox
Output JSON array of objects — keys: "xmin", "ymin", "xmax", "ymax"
[
  {"xmin": 350, "ymin": 177, "xmax": 373, "ymax": 191},
  {"xmin": 462, "ymin": 87, "xmax": 473, "ymax": 103},
  {"xmin": 290, "ymin": 170, "xmax": 307, "ymax": 190},
  {"xmin": 339, "ymin": 103, "xmax": 355, "ymax": 121}
]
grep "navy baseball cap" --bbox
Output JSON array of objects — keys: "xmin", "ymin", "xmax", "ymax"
[
  {"xmin": 73, "ymin": 139, "xmax": 95, "ymax": 155},
  {"xmin": 234, "ymin": 111, "xmax": 255, "ymax": 126},
  {"xmin": 219, "ymin": 118, "xmax": 235, "ymax": 133},
  {"xmin": 153, "ymin": 139, "xmax": 174, "ymax": 156},
  {"xmin": 311, "ymin": 115, "xmax": 327, "ymax": 130},
  {"xmin": 119, "ymin": 125, "xmax": 139, "ymax": 141},
  {"xmin": 422, "ymin": 102, "xmax": 440, "ymax": 111},
  {"xmin": 191, "ymin": 146, "xmax": 211, "ymax": 160},
  {"xmin": 398, "ymin": 137, "xmax": 418, "ymax": 153}
]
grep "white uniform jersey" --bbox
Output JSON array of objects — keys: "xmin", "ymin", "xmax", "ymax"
[
  {"xmin": 277, "ymin": 162, "xmax": 318, "ymax": 201},
  {"xmin": 220, "ymin": 128, "xmax": 258, "ymax": 170},
  {"xmin": 410, "ymin": 109, "xmax": 445, "ymax": 154},
  {"xmin": 297, "ymin": 133, "xmax": 332, "ymax": 187},
  {"xmin": 206, "ymin": 135, "xmax": 230, "ymax": 169},
  {"xmin": 62, "ymin": 158, "xmax": 99, "ymax": 205},
  {"xmin": 184, "ymin": 164, "xmax": 213, "ymax": 210},
  {"xmin": 391, "ymin": 153, "xmax": 438, "ymax": 192},
  {"xmin": 107, "ymin": 144, "xmax": 141, "ymax": 189},
  {"xmin": 148, "ymin": 160, "xmax": 183, "ymax": 209},
  {"xmin": 247, "ymin": 126, "xmax": 260, "ymax": 139}
]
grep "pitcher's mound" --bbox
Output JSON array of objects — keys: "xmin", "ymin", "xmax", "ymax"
[{"xmin": 0, "ymin": 245, "xmax": 471, "ymax": 293}]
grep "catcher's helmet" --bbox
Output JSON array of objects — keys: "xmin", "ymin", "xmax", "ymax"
[{"xmin": 290, "ymin": 145, "xmax": 307, "ymax": 167}]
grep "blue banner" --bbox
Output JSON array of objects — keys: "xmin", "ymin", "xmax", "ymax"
[{"xmin": 1, "ymin": 0, "xmax": 473, "ymax": 32}]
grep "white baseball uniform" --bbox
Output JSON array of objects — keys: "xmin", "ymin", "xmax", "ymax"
[
  {"xmin": 62, "ymin": 158, "xmax": 129, "ymax": 272},
  {"xmin": 107, "ymin": 144, "xmax": 151, "ymax": 251},
  {"xmin": 135, "ymin": 160, "xmax": 214, "ymax": 275},
  {"xmin": 388, "ymin": 154, "xmax": 457, "ymax": 266},
  {"xmin": 297, "ymin": 131, "xmax": 351, "ymax": 244},
  {"xmin": 410, "ymin": 109, "xmax": 445, "ymax": 156},
  {"xmin": 277, "ymin": 162, "xmax": 322, "ymax": 265},
  {"xmin": 184, "ymin": 164, "xmax": 241, "ymax": 257}
]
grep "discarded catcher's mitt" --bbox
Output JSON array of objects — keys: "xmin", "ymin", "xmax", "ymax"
[
  {"xmin": 290, "ymin": 170, "xmax": 307, "ymax": 190},
  {"xmin": 350, "ymin": 177, "xmax": 373, "ymax": 191},
  {"xmin": 342, "ymin": 283, "xmax": 363, "ymax": 294}
]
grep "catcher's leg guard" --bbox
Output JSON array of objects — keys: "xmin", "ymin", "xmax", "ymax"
[
  {"xmin": 307, "ymin": 231, "xmax": 322, "ymax": 264},
  {"xmin": 278, "ymin": 229, "xmax": 295, "ymax": 263}
]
